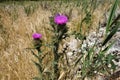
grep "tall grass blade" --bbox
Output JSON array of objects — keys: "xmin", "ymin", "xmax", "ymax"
[
  {"xmin": 105, "ymin": 0, "xmax": 118, "ymax": 35},
  {"xmin": 102, "ymin": 22, "xmax": 120, "ymax": 46},
  {"xmin": 102, "ymin": 41, "xmax": 115, "ymax": 52}
]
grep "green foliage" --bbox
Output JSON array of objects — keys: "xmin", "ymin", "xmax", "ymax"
[
  {"xmin": 33, "ymin": 77, "xmax": 41, "ymax": 80},
  {"xmin": 24, "ymin": 3, "xmax": 38, "ymax": 16},
  {"xmin": 32, "ymin": 60, "xmax": 43, "ymax": 73},
  {"xmin": 102, "ymin": 22, "xmax": 120, "ymax": 46},
  {"xmin": 78, "ymin": 40, "xmax": 117, "ymax": 80},
  {"xmin": 105, "ymin": 0, "xmax": 118, "ymax": 35},
  {"xmin": 73, "ymin": 0, "xmax": 94, "ymax": 39},
  {"xmin": 74, "ymin": 0, "xmax": 119, "ymax": 79}
]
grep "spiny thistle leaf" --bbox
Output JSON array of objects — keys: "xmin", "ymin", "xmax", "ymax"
[
  {"xmin": 31, "ymin": 50, "xmax": 40, "ymax": 60},
  {"xmin": 32, "ymin": 60, "xmax": 43, "ymax": 73}
]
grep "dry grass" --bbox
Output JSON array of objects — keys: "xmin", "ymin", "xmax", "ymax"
[{"xmin": 0, "ymin": 1, "xmax": 117, "ymax": 80}]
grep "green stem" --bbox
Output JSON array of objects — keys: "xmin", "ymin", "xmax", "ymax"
[{"xmin": 53, "ymin": 42, "xmax": 60, "ymax": 80}]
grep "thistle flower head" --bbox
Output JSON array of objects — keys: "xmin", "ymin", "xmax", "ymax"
[
  {"xmin": 54, "ymin": 14, "xmax": 68, "ymax": 25},
  {"xmin": 32, "ymin": 33, "xmax": 42, "ymax": 39}
]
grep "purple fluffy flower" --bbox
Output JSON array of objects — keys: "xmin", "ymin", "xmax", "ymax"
[
  {"xmin": 54, "ymin": 14, "xmax": 68, "ymax": 25},
  {"xmin": 32, "ymin": 33, "xmax": 42, "ymax": 39}
]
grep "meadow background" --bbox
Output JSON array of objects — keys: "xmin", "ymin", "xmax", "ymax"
[{"xmin": 0, "ymin": 0, "xmax": 120, "ymax": 80}]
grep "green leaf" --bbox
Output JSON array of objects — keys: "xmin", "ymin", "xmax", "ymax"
[
  {"xmin": 105, "ymin": 0, "xmax": 118, "ymax": 35},
  {"xmin": 102, "ymin": 41, "xmax": 115, "ymax": 52},
  {"xmin": 86, "ymin": 46, "xmax": 95, "ymax": 60},
  {"xmin": 102, "ymin": 22, "xmax": 120, "ymax": 46},
  {"xmin": 31, "ymin": 50, "xmax": 39, "ymax": 59},
  {"xmin": 105, "ymin": 53, "xmax": 117, "ymax": 70},
  {"xmin": 49, "ymin": 17, "xmax": 55, "ymax": 30},
  {"xmin": 110, "ymin": 61, "xmax": 117, "ymax": 70},
  {"xmin": 97, "ymin": 41, "xmax": 115, "ymax": 64},
  {"xmin": 38, "ymin": 51, "xmax": 42, "ymax": 55},
  {"xmin": 106, "ymin": 54, "xmax": 115, "ymax": 64},
  {"xmin": 33, "ymin": 77, "xmax": 41, "ymax": 80},
  {"xmin": 74, "ymin": 55, "xmax": 83, "ymax": 67},
  {"xmin": 32, "ymin": 60, "xmax": 43, "ymax": 73}
]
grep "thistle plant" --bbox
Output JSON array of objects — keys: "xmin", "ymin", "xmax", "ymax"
[
  {"xmin": 32, "ymin": 33, "xmax": 42, "ymax": 53},
  {"xmin": 49, "ymin": 13, "xmax": 68, "ymax": 80},
  {"xmin": 29, "ymin": 14, "xmax": 69, "ymax": 80},
  {"xmin": 31, "ymin": 33, "xmax": 44, "ymax": 80}
]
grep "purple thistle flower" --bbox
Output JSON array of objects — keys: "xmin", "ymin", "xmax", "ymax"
[
  {"xmin": 54, "ymin": 14, "xmax": 68, "ymax": 25},
  {"xmin": 32, "ymin": 33, "xmax": 42, "ymax": 39}
]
